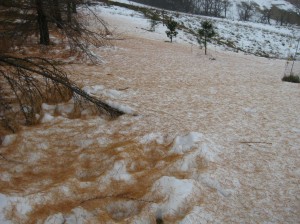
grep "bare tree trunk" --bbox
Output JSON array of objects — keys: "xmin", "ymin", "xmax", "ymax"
[
  {"xmin": 204, "ymin": 36, "xmax": 207, "ymax": 55},
  {"xmin": 36, "ymin": 0, "xmax": 50, "ymax": 45},
  {"xmin": 67, "ymin": 0, "xmax": 72, "ymax": 23},
  {"xmin": 72, "ymin": 0, "xmax": 77, "ymax": 13},
  {"xmin": 52, "ymin": 0, "xmax": 63, "ymax": 28}
]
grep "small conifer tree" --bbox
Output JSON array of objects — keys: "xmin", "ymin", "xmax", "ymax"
[
  {"xmin": 197, "ymin": 21, "xmax": 216, "ymax": 55},
  {"xmin": 165, "ymin": 18, "xmax": 178, "ymax": 43}
]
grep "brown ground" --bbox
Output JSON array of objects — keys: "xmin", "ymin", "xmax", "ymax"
[{"xmin": 0, "ymin": 15, "xmax": 299, "ymax": 223}]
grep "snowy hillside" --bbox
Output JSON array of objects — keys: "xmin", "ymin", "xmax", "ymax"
[
  {"xmin": 106, "ymin": 1, "xmax": 300, "ymax": 59},
  {"xmin": 0, "ymin": 1, "xmax": 299, "ymax": 224},
  {"xmin": 127, "ymin": 0, "xmax": 299, "ymax": 16},
  {"xmin": 232, "ymin": 0, "xmax": 296, "ymax": 10}
]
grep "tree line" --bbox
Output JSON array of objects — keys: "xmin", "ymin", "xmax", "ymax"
[
  {"xmin": 130, "ymin": 0, "xmax": 300, "ymax": 24},
  {"xmin": 130, "ymin": 0, "xmax": 232, "ymax": 17}
]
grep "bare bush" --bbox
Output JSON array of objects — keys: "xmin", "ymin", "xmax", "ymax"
[{"xmin": 238, "ymin": 2, "xmax": 255, "ymax": 21}]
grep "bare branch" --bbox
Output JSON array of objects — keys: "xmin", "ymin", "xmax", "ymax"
[{"xmin": 0, "ymin": 55, "xmax": 125, "ymax": 118}]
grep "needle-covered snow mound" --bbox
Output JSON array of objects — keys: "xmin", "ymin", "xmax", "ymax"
[
  {"xmin": 151, "ymin": 176, "xmax": 200, "ymax": 216},
  {"xmin": 171, "ymin": 132, "xmax": 222, "ymax": 162}
]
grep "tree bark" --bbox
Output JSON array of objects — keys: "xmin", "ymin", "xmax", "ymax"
[
  {"xmin": 36, "ymin": 0, "xmax": 50, "ymax": 45},
  {"xmin": 52, "ymin": 0, "xmax": 63, "ymax": 28},
  {"xmin": 204, "ymin": 36, "xmax": 207, "ymax": 55},
  {"xmin": 67, "ymin": 0, "xmax": 72, "ymax": 23},
  {"xmin": 72, "ymin": 0, "xmax": 77, "ymax": 13}
]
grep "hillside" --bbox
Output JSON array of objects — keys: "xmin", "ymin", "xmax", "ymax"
[
  {"xmin": 106, "ymin": 0, "xmax": 300, "ymax": 61},
  {"xmin": 0, "ymin": 1, "xmax": 299, "ymax": 224},
  {"xmin": 128, "ymin": 0, "xmax": 300, "ymax": 25}
]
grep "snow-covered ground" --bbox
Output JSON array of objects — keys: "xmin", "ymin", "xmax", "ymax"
[
  {"xmin": 118, "ymin": 0, "xmax": 299, "ymax": 19},
  {"xmin": 103, "ymin": 1, "xmax": 300, "ymax": 59},
  {"xmin": 0, "ymin": 2, "xmax": 300, "ymax": 224}
]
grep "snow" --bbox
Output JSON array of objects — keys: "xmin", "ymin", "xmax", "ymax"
[
  {"xmin": 104, "ymin": 160, "xmax": 133, "ymax": 182},
  {"xmin": 41, "ymin": 113, "xmax": 55, "ymax": 123},
  {"xmin": 1, "ymin": 1, "xmax": 299, "ymax": 223},
  {"xmin": 0, "ymin": 172, "xmax": 11, "ymax": 182},
  {"xmin": 151, "ymin": 176, "xmax": 199, "ymax": 216},
  {"xmin": 1, "ymin": 135, "xmax": 16, "ymax": 146},
  {"xmin": 83, "ymin": 85, "xmax": 126, "ymax": 99},
  {"xmin": 82, "ymin": 84, "xmax": 134, "ymax": 113},
  {"xmin": 139, "ymin": 132, "xmax": 164, "ymax": 144},
  {"xmin": 44, "ymin": 213, "xmax": 65, "ymax": 224},
  {"xmin": 233, "ymin": 0, "xmax": 296, "ymax": 11},
  {"xmin": 170, "ymin": 132, "xmax": 222, "ymax": 164},
  {"xmin": 0, "ymin": 194, "xmax": 32, "ymax": 224},
  {"xmin": 112, "ymin": 0, "xmax": 148, "ymax": 8},
  {"xmin": 42, "ymin": 103, "xmax": 56, "ymax": 111},
  {"xmin": 64, "ymin": 208, "xmax": 94, "ymax": 224},
  {"xmin": 179, "ymin": 206, "xmax": 215, "ymax": 224},
  {"xmin": 171, "ymin": 132, "xmax": 203, "ymax": 153},
  {"xmin": 107, "ymin": 100, "xmax": 134, "ymax": 114},
  {"xmin": 106, "ymin": 0, "xmax": 300, "ymax": 59}
]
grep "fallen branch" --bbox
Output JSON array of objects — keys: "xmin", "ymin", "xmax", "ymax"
[
  {"xmin": 0, "ymin": 153, "xmax": 24, "ymax": 164},
  {"xmin": 80, "ymin": 194, "xmax": 155, "ymax": 205},
  {"xmin": 117, "ymin": 87, "xmax": 129, "ymax": 91},
  {"xmin": 0, "ymin": 55, "xmax": 125, "ymax": 118},
  {"xmin": 239, "ymin": 141, "xmax": 272, "ymax": 145}
]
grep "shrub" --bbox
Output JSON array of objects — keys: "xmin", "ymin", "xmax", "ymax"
[
  {"xmin": 165, "ymin": 18, "xmax": 178, "ymax": 43},
  {"xmin": 197, "ymin": 20, "xmax": 216, "ymax": 55},
  {"xmin": 282, "ymin": 74, "xmax": 300, "ymax": 83}
]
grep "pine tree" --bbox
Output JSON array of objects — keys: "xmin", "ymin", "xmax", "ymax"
[
  {"xmin": 165, "ymin": 18, "xmax": 178, "ymax": 43},
  {"xmin": 197, "ymin": 21, "xmax": 216, "ymax": 55}
]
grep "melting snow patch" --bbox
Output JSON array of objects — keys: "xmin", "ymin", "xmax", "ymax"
[
  {"xmin": 140, "ymin": 132, "xmax": 164, "ymax": 144},
  {"xmin": 171, "ymin": 132, "xmax": 203, "ymax": 153},
  {"xmin": 104, "ymin": 160, "xmax": 133, "ymax": 182},
  {"xmin": 55, "ymin": 102, "xmax": 74, "ymax": 115},
  {"xmin": 97, "ymin": 137, "xmax": 112, "ymax": 147},
  {"xmin": 151, "ymin": 176, "xmax": 199, "ymax": 216},
  {"xmin": 244, "ymin": 107, "xmax": 257, "ymax": 114},
  {"xmin": 64, "ymin": 207, "xmax": 93, "ymax": 224},
  {"xmin": 82, "ymin": 85, "xmax": 105, "ymax": 95},
  {"xmin": 200, "ymin": 143, "xmax": 220, "ymax": 162},
  {"xmin": 42, "ymin": 103, "xmax": 56, "ymax": 112},
  {"xmin": 1, "ymin": 134, "xmax": 17, "ymax": 146},
  {"xmin": 0, "ymin": 172, "xmax": 11, "ymax": 182},
  {"xmin": 0, "ymin": 194, "xmax": 32, "ymax": 223},
  {"xmin": 41, "ymin": 113, "xmax": 55, "ymax": 123},
  {"xmin": 106, "ymin": 89, "xmax": 124, "ymax": 99},
  {"xmin": 44, "ymin": 213, "xmax": 65, "ymax": 224},
  {"xmin": 107, "ymin": 100, "xmax": 134, "ymax": 114},
  {"xmin": 171, "ymin": 132, "xmax": 222, "ymax": 162},
  {"xmin": 27, "ymin": 151, "xmax": 43, "ymax": 163},
  {"xmin": 106, "ymin": 201, "xmax": 140, "ymax": 220},
  {"xmin": 83, "ymin": 85, "xmax": 126, "ymax": 99}
]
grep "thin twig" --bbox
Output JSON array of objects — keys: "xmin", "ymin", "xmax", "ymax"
[
  {"xmin": 0, "ymin": 153, "xmax": 23, "ymax": 164},
  {"xmin": 239, "ymin": 141, "xmax": 272, "ymax": 145},
  {"xmin": 80, "ymin": 194, "xmax": 155, "ymax": 205}
]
